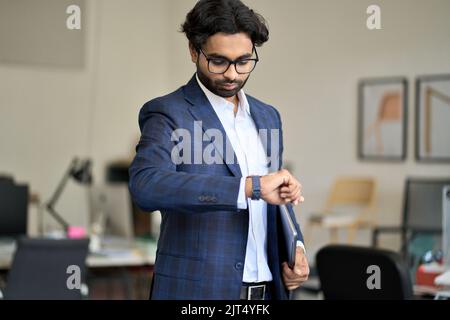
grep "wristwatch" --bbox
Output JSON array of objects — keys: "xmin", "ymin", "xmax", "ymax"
[{"xmin": 251, "ymin": 176, "xmax": 261, "ymax": 200}]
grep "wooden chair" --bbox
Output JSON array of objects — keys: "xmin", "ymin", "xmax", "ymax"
[{"xmin": 307, "ymin": 177, "xmax": 377, "ymax": 244}]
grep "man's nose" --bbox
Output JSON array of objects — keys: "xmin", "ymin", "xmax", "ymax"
[{"xmin": 223, "ymin": 64, "xmax": 238, "ymax": 81}]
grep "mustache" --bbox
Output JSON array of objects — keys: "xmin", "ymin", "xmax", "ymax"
[{"xmin": 215, "ymin": 80, "xmax": 242, "ymax": 86}]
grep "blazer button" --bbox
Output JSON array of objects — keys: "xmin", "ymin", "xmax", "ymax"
[
  {"xmin": 198, "ymin": 196, "xmax": 205, "ymax": 202},
  {"xmin": 211, "ymin": 197, "xmax": 217, "ymax": 203},
  {"xmin": 235, "ymin": 262, "xmax": 244, "ymax": 270}
]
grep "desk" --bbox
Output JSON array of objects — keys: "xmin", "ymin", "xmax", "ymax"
[
  {"xmin": 0, "ymin": 237, "xmax": 157, "ymax": 299},
  {"xmin": 0, "ymin": 237, "xmax": 157, "ymax": 270},
  {"xmin": 87, "ymin": 237, "xmax": 156, "ymax": 268}
]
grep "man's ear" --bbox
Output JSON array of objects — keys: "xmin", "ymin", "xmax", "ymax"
[{"xmin": 189, "ymin": 43, "xmax": 198, "ymax": 63}]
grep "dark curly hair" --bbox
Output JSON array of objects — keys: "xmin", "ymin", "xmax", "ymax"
[{"xmin": 181, "ymin": 0, "xmax": 269, "ymax": 51}]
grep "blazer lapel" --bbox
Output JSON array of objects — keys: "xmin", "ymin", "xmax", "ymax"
[
  {"xmin": 249, "ymin": 100, "xmax": 279, "ymax": 273},
  {"xmin": 183, "ymin": 74, "xmax": 242, "ymax": 178},
  {"xmin": 248, "ymin": 99, "xmax": 277, "ymax": 173}
]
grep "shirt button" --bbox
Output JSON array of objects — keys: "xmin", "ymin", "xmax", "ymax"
[{"xmin": 235, "ymin": 262, "xmax": 244, "ymax": 270}]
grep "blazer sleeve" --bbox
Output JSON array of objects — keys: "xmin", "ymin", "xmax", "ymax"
[
  {"xmin": 129, "ymin": 100, "xmax": 242, "ymax": 214},
  {"xmin": 273, "ymin": 106, "xmax": 304, "ymax": 243}
]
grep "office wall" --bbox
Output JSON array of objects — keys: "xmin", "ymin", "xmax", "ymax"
[
  {"xmin": 87, "ymin": 0, "xmax": 170, "ymax": 189},
  {"xmin": 0, "ymin": 0, "xmax": 94, "ymax": 230},
  {"xmin": 0, "ymin": 0, "xmax": 170, "ymax": 231},
  {"xmin": 1, "ymin": 0, "xmax": 449, "ymax": 254}
]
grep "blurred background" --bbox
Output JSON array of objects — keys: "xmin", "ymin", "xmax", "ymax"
[{"xmin": 0, "ymin": 0, "xmax": 450, "ymax": 300}]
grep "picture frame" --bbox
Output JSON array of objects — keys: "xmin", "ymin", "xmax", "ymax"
[
  {"xmin": 415, "ymin": 74, "xmax": 450, "ymax": 163},
  {"xmin": 358, "ymin": 77, "xmax": 408, "ymax": 161}
]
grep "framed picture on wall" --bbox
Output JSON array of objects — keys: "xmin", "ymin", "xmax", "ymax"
[
  {"xmin": 416, "ymin": 74, "xmax": 450, "ymax": 163},
  {"xmin": 358, "ymin": 77, "xmax": 408, "ymax": 161}
]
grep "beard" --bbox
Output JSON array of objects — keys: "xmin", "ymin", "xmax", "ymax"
[{"xmin": 196, "ymin": 65, "xmax": 249, "ymax": 98}]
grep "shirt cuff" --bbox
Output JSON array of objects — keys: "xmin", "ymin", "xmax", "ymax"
[
  {"xmin": 237, "ymin": 177, "xmax": 248, "ymax": 210},
  {"xmin": 296, "ymin": 240, "xmax": 306, "ymax": 254}
]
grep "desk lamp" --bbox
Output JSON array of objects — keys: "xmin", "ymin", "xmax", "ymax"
[{"xmin": 45, "ymin": 158, "xmax": 92, "ymax": 237}]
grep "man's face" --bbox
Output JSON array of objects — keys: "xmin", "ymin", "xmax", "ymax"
[{"xmin": 190, "ymin": 32, "xmax": 254, "ymax": 99}]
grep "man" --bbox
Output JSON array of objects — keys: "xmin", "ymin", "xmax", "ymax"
[{"xmin": 129, "ymin": 0, "xmax": 309, "ymax": 300}]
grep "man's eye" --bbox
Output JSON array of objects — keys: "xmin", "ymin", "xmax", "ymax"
[
  {"xmin": 237, "ymin": 60, "xmax": 250, "ymax": 66},
  {"xmin": 210, "ymin": 59, "xmax": 228, "ymax": 66}
]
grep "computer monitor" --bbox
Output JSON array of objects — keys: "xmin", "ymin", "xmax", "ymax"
[
  {"xmin": 443, "ymin": 185, "xmax": 450, "ymax": 267},
  {"xmin": 89, "ymin": 185, "xmax": 134, "ymax": 240},
  {"xmin": 404, "ymin": 178, "xmax": 450, "ymax": 231},
  {"xmin": 402, "ymin": 178, "xmax": 450, "ymax": 272},
  {"xmin": 0, "ymin": 179, "xmax": 28, "ymax": 238}
]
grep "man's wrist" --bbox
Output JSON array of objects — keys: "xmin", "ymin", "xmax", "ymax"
[{"xmin": 245, "ymin": 177, "xmax": 253, "ymax": 198}]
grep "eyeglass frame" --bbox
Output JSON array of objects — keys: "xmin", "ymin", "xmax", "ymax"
[{"xmin": 198, "ymin": 46, "xmax": 259, "ymax": 75}]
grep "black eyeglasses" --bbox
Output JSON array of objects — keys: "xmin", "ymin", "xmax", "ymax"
[{"xmin": 199, "ymin": 47, "xmax": 259, "ymax": 75}]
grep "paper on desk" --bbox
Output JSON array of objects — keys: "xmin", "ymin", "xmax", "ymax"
[
  {"xmin": 435, "ymin": 270, "xmax": 450, "ymax": 286},
  {"xmin": 92, "ymin": 248, "xmax": 135, "ymax": 257}
]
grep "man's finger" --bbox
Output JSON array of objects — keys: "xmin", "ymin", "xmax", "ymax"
[
  {"xmin": 280, "ymin": 185, "xmax": 301, "ymax": 200},
  {"xmin": 280, "ymin": 193, "xmax": 288, "ymax": 199},
  {"xmin": 286, "ymin": 184, "xmax": 300, "ymax": 198},
  {"xmin": 279, "ymin": 171, "xmax": 292, "ymax": 186},
  {"xmin": 282, "ymin": 263, "xmax": 299, "ymax": 280},
  {"xmin": 291, "ymin": 190, "xmax": 301, "ymax": 202},
  {"xmin": 282, "ymin": 262, "xmax": 294, "ymax": 274},
  {"xmin": 289, "ymin": 183, "xmax": 299, "ymax": 193},
  {"xmin": 294, "ymin": 266, "xmax": 303, "ymax": 275}
]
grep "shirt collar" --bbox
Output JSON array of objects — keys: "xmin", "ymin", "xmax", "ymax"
[{"xmin": 195, "ymin": 73, "xmax": 250, "ymax": 115}]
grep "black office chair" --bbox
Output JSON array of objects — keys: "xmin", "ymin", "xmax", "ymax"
[
  {"xmin": 3, "ymin": 237, "xmax": 89, "ymax": 300},
  {"xmin": 316, "ymin": 245, "xmax": 413, "ymax": 300}
]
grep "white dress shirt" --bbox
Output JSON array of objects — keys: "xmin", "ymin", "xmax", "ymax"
[{"xmin": 196, "ymin": 75, "xmax": 304, "ymax": 283}]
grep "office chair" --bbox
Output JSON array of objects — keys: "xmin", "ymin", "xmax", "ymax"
[
  {"xmin": 3, "ymin": 237, "xmax": 89, "ymax": 300},
  {"xmin": 316, "ymin": 245, "xmax": 413, "ymax": 300},
  {"xmin": 307, "ymin": 177, "xmax": 377, "ymax": 244}
]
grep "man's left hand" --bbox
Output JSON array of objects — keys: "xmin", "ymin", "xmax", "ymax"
[{"xmin": 282, "ymin": 247, "xmax": 310, "ymax": 291}]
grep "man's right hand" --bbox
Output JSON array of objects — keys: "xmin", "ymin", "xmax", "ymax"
[{"xmin": 245, "ymin": 169, "xmax": 304, "ymax": 206}]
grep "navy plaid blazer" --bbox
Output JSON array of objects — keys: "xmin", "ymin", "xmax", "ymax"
[{"xmin": 129, "ymin": 74, "xmax": 304, "ymax": 300}]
